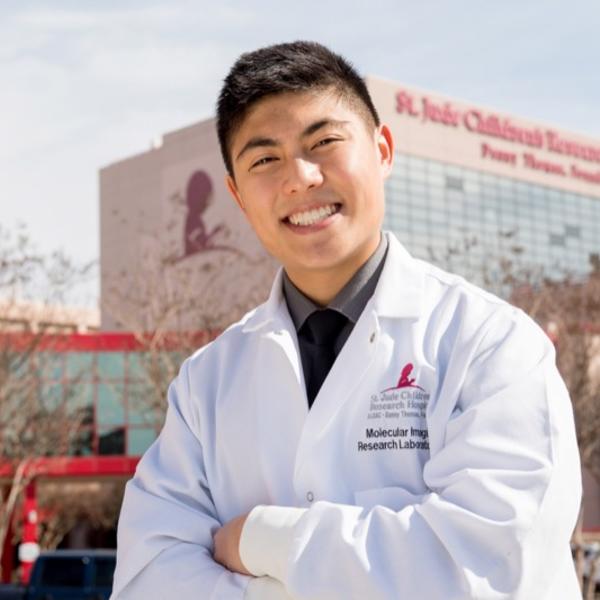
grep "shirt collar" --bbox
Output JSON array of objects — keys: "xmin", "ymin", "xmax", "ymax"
[
  {"xmin": 282, "ymin": 233, "xmax": 388, "ymax": 332},
  {"xmin": 241, "ymin": 231, "xmax": 425, "ymax": 334}
]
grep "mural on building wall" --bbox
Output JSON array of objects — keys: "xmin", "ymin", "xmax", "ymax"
[{"xmin": 182, "ymin": 170, "xmax": 229, "ymax": 258}]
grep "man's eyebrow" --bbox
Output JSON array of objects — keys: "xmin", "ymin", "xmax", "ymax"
[{"xmin": 302, "ymin": 119, "xmax": 350, "ymax": 137}]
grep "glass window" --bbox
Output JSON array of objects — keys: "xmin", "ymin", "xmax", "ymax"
[
  {"xmin": 128, "ymin": 427, "xmax": 157, "ymax": 456},
  {"xmin": 409, "ymin": 168, "xmax": 427, "ymax": 183},
  {"xmin": 515, "ymin": 181, "xmax": 529, "ymax": 195},
  {"xmin": 408, "ymin": 181, "xmax": 427, "ymax": 195},
  {"xmin": 5, "ymin": 352, "xmax": 34, "ymax": 379},
  {"xmin": 547, "ymin": 188, "xmax": 560, "ymax": 201},
  {"xmin": 66, "ymin": 383, "xmax": 94, "ymax": 415},
  {"xmin": 428, "ymin": 198, "xmax": 446, "ymax": 215},
  {"xmin": 410, "ymin": 220, "xmax": 429, "ymax": 235},
  {"xmin": 497, "ymin": 177, "xmax": 513, "ymax": 192},
  {"xmin": 564, "ymin": 224, "xmax": 581, "ymax": 238},
  {"xmin": 127, "ymin": 352, "xmax": 150, "ymax": 381},
  {"xmin": 69, "ymin": 427, "xmax": 94, "ymax": 456},
  {"xmin": 428, "ymin": 185, "xmax": 444, "ymax": 200},
  {"xmin": 98, "ymin": 353, "xmax": 125, "ymax": 379},
  {"xmin": 98, "ymin": 426, "xmax": 126, "ymax": 455},
  {"xmin": 445, "ymin": 175, "xmax": 464, "ymax": 191},
  {"xmin": 426, "ymin": 171, "xmax": 445, "ymax": 188},
  {"xmin": 410, "ymin": 204, "xmax": 428, "ymax": 219},
  {"xmin": 463, "ymin": 176, "xmax": 480, "ymax": 194},
  {"xmin": 409, "ymin": 192, "xmax": 428, "ymax": 208},
  {"xmin": 387, "ymin": 157, "xmax": 599, "ymax": 286},
  {"xmin": 41, "ymin": 383, "xmax": 63, "ymax": 412},
  {"xmin": 446, "ymin": 196, "xmax": 464, "ymax": 213},
  {"xmin": 66, "ymin": 352, "xmax": 94, "ymax": 381},
  {"xmin": 127, "ymin": 382, "xmax": 164, "ymax": 426},
  {"xmin": 39, "ymin": 352, "xmax": 64, "ymax": 381},
  {"xmin": 97, "ymin": 383, "xmax": 125, "ymax": 425},
  {"xmin": 426, "ymin": 161, "xmax": 444, "ymax": 174}
]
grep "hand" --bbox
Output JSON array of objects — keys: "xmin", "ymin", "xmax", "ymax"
[{"xmin": 213, "ymin": 512, "xmax": 252, "ymax": 575}]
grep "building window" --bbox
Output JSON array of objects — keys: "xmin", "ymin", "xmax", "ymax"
[
  {"xmin": 98, "ymin": 352, "xmax": 125, "ymax": 379},
  {"xmin": 445, "ymin": 175, "xmax": 464, "ymax": 191},
  {"xmin": 66, "ymin": 352, "xmax": 94, "ymax": 380},
  {"xmin": 98, "ymin": 426, "xmax": 126, "ymax": 455},
  {"xmin": 128, "ymin": 427, "xmax": 157, "ymax": 456},
  {"xmin": 97, "ymin": 383, "xmax": 125, "ymax": 426}
]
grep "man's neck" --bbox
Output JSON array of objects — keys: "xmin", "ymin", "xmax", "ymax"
[{"xmin": 284, "ymin": 234, "xmax": 383, "ymax": 306}]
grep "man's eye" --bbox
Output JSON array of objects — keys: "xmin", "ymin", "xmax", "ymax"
[
  {"xmin": 313, "ymin": 137, "xmax": 338, "ymax": 149},
  {"xmin": 250, "ymin": 156, "xmax": 276, "ymax": 169}
]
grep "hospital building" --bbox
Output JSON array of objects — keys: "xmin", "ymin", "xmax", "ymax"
[
  {"xmin": 98, "ymin": 74, "xmax": 600, "ymax": 544},
  {"xmin": 101, "ymin": 75, "xmax": 600, "ymax": 330},
  {"xmin": 100, "ymin": 74, "xmax": 600, "ymax": 545}
]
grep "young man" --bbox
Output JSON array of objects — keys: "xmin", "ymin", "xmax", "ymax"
[{"xmin": 111, "ymin": 42, "xmax": 581, "ymax": 599}]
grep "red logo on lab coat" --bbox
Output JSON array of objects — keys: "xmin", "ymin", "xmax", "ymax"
[{"xmin": 382, "ymin": 363, "xmax": 425, "ymax": 392}]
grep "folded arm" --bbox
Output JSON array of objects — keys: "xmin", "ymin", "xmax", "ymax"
[{"xmin": 111, "ymin": 359, "xmax": 293, "ymax": 600}]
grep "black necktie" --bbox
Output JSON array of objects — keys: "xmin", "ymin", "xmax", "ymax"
[{"xmin": 298, "ymin": 309, "xmax": 348, "ymax": 407}]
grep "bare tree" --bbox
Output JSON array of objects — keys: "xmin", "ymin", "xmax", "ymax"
[
  {"xmin": 509, "ymin": 258, "xmax": 600, "ymax": 482},
  {"xmin": 0, "ymin": 225, "xmax": 94, "ymax": 579},
  {"xmin": 33, "ymin": 481, "xmax": 125, "ymax": 551},
  {"xmin": 508, "ymin": 257, "xmax": 600, "ymax": 598},
  {"xmin": 103, "ymin": 194, "xmax": 276, "ymax": 417}
]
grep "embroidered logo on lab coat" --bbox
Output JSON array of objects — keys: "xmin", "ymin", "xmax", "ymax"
[
  {"xmin": 357, "ymin": 363, "xmax": 431, "ymax": 453},
  {"xmin": 367, "ymin": 362, "xmax": 430, "ymax": 421},
  {"xmin": 381, "ymin": 362, "xmax": 425, "ymax": 392}
]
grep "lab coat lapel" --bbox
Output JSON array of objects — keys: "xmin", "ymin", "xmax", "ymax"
[
  {"xmin": 293, "ymin": 306, "xmax": 381, "ymax": 478},
  {"xmin": 243, "ymin": 271, "xmax": 308, "ymax": 503}
]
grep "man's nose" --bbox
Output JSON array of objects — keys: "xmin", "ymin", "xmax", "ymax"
[{"xmin": 282, "ymin": 158, "xmax": 323, "ymax": 195}]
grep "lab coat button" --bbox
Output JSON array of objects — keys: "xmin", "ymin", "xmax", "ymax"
[
  {"xmin": 306, "ymin": 491, "xmax": 314, "ymax": 502},
  {"xmin": 369, "ymin": 332, "xmax": 376, "ymax": 343}
]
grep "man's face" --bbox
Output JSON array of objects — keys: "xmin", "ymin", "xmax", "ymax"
[{"xmin": 226, "ymin": 89, "xmax": 394, "ymax": 290}]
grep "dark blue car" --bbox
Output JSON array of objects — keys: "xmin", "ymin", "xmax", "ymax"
[{"xmin": 0, "ymin": 549, "xmax": 116, "ymax": 600}]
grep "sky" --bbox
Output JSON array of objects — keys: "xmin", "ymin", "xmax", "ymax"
[{"xmin": 1, "ymin": 0, "xmax": 599, "ymax": 306}]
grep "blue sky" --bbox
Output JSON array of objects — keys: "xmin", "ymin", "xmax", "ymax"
[{"xmin": 1, "ymin": 0, "xmax": 599, "ymax": 305}]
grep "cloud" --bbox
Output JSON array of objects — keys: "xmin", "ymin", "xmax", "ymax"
[{"xmin": 0, "ymin": 0, "xmax": 598, "ymax": 310}]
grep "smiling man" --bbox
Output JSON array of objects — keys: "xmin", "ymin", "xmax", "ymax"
[{"xmin": 111, "ymin": 42, "xmax": 581, "ymax": 600}]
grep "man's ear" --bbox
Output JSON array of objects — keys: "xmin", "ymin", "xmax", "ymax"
[
  {"xmin": 226, "ymin": 175, "xmax": 245, "ymax": 212},
  {"xmin": 377, "ymin": 124, "xmax": 394, "ymax": 178}
]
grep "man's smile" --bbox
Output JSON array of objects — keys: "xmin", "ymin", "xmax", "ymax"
[{"xmin": 283, "ymin": 202, "xmax": 342, "ymax": 227}]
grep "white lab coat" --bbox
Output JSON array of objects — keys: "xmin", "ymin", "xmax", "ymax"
[{"xmin": 111, "ymin": 232, "xmax": 581, "ymax": 600}]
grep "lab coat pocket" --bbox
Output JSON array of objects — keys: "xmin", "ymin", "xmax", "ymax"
[{"xmin": 354, "ymin": 485, "xmax": 424, "ymax": 513}]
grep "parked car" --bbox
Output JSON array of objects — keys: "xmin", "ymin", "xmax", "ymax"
[
  {"xmin": 0, "ymin": 549, "xmax": 116, "ymax": 600},
  {"xmin": 583, "ymin": 541, "xmax": 600, "ymax": 595}
]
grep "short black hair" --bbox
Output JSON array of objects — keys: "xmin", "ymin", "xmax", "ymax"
[{"xmin": 216, "ymin": 41, "xmax": 380, "ymax": 177}]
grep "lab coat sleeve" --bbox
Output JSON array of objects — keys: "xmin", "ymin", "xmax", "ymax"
[
  {"xmin": 239, "ymin": 312, "xmax": 582, "ymax": 599},
  {"xmin": 110, "ymin": 359, "xmax": 294, "ymax": 600}
]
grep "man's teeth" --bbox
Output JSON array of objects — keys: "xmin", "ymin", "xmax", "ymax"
[{"xmin": 288, "ymin": 204, "xmax": 338, "ymax": 226}]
